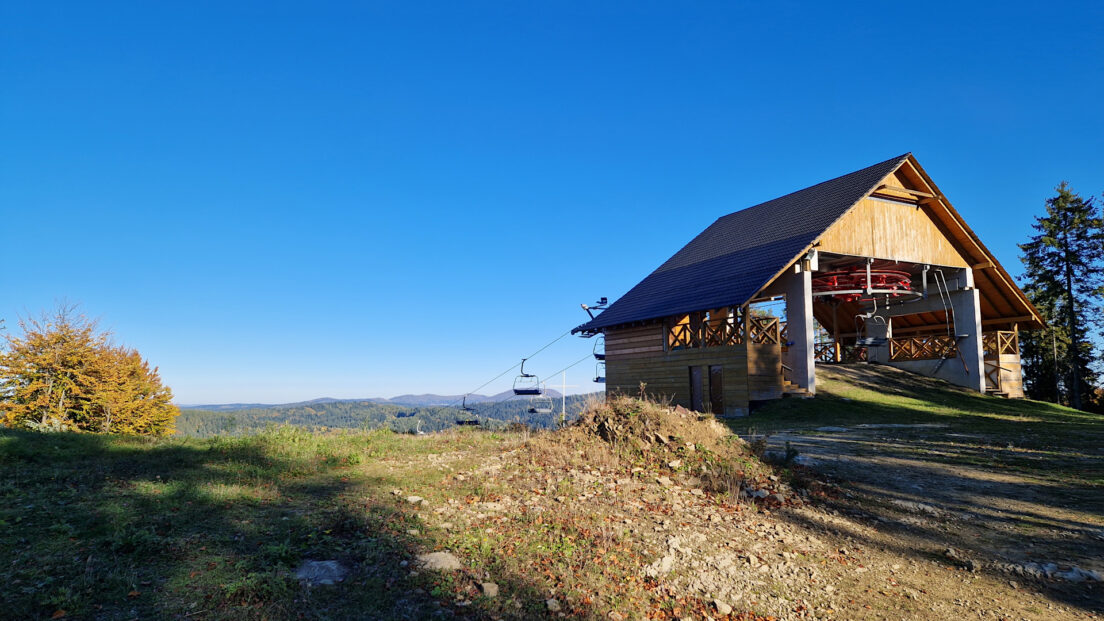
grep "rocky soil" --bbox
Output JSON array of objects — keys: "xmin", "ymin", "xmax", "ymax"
[{"xmin": 386, "ymin": 396, "xmax": 1102, "ymax": 620}]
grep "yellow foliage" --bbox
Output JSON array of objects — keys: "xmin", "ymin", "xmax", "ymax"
[{"xmin": 0, "ymin": 305, "xmax": 178, "ymax": 435}]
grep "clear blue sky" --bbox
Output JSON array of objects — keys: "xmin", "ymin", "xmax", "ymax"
[{"xmin": 2, "ymin": 2, "xmax": 1101, "ymax": 404}]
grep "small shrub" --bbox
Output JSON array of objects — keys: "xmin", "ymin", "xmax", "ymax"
[
  {"xmin": 221, "ymin": 570, "xmax": 294, "ymax": 604},
  {"xmin": 748, "ymin": 435, "xmax": 768, "ymax": 458}
]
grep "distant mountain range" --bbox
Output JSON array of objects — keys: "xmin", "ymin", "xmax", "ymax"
[{"xmin": 180, "ymin": 389, "xmax": 566, "ymax": 411}]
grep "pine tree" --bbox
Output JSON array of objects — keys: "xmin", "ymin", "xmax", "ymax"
[
  {"xmin": 1018, "ymin": 183, "xmax": 1104, "ymax": 411},
  {"xmin": 0, "ymin": 305, "xmax": 179, "ymax": 434}
]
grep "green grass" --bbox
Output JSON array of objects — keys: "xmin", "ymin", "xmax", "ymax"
[
  {"xmin": 739, "ymin": 364, "xmax": 1104, "ymax": 490},
  {"xmin": 0, "ymin": 426, "xmax": 514, "ymax": 620},
  {"xmin": 5, "ymin": 374, "xmax": 1099, "ymax": 620}
]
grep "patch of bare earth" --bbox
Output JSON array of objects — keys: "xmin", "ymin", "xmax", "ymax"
[
  {"xmin": 387, "ymin": 397, "xmax": 1100, "ymax": 620},
  {"xmin": 755, "ymin": 427, "xmax": 1103, "ymax": 619}
]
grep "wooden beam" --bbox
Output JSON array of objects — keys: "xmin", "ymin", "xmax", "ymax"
[
  {"xmin": 972, "ymin": 261, "xmax": 993, "ymax": 269},
  {"xmin": 982, "ymin": 315, "xmax": 1036, "ymax": 326},
  {"xmin": 902, "ymin": 158, "xmax": 1044, "ymax": 327},
  {"xmin": 875, "ymin": 183, "xmax": 934, "ymax": 198},
  {"xmin": 869, "ymin": 192, "xmax": 920, "ymax": 204}
]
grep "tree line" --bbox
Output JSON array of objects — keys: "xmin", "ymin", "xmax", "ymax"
[{"xmin": 175, "ymin": 394, "xmax": 595, "ymax": 437}]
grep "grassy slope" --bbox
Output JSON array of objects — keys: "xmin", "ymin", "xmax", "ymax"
[
  {"xmin": 0, "ymin": 427, "xmax": 518, "ymax": 619},
  {"xmin": 1, "ymin": 404, "xmax": 776, "ymax": 621},
  {"xmin": 2, "ymin": 368, "xmax": 1100, "ymax": 620},
  {"xmin": 741, "ymin": 364, "xmax": 1104, "ymax": 489}
]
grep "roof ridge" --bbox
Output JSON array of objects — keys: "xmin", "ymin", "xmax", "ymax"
[
  {"xmin": 718, "ymin": 152, "xmax": 912, "ymax": 220},
  {"xmin": 573, "ymin": 153, "xmax": 916, "ymax": 334}
]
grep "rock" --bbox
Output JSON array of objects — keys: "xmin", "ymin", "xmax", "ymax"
[
  {"xmin": 1056, "ymin": 566, "xmax": 1103, "ymax": 582},
  {"xmin": 405, "ymin": 496, "xmax": 426, "ymax": 506},
  {"xmin": 749, "ymin": 489, "xmax": 769, "ymax": 499},
  {"xmin": 769, "ymin": 493, "xmax": 786, "ymax": 503},
  {"xmin": 816, "ymin": 426, "xmax": 849, "ymax": 432},
  {"xmin": 416, "ymin": 551, "xmax": 463, "ymax": 571},
  {"xmin": 406, "ymin": 529, "xmax": 420, "ymax": 536},
  {"xmin": 546, "ymin": 598, "xmax": 561, "ymax": 612},
  {"xmin": 712, "ymin": 599, "xmax": 733, "ymax": 615},
  {"xmin": 657, "ymin": 476, "xmax": 674, "ymax": 487},
  {"xmin": 438, "ymin": 522, "xmax": 454, "ymax": 530},
  {"xmin": 645, "ymin": 554, "xmax": 676, "ymax": 577},
  {"xmin": 295, "ymin": 560, "xmax": 347, "ymax": 586},
  {"xmin": 668, "ymin": 459, "xmax": 683, "ymax": 469},
  {"xmin": 891, "ymin": 499, "xmax": 940, "ymax": 515},
  {"xmin": 479, "ymin": 582, "xmax": 499, "ymax": 598},
  {"xmin": 1021, "ymin": 562, "xmax": 1044, "ymax": 579},
  {"xmin": 943, "ymin": 547, "xmax": 978, "ymax": 571}
]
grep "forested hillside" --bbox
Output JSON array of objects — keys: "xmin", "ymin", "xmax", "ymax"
[{"xmin": 175, "ymin": 394, "xmax": 597, "ymax": 437}]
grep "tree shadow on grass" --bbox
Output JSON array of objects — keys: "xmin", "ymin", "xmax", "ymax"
[
  {"xmin": 0, "ymin": 429, "xmax": 593, "ymax": 620},
  {"xmin": 730, "ymin": 388, "xmax": 1104, "ymax": 615}
]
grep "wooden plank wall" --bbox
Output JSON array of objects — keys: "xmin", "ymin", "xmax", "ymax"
[
  {"xmin": 747, "ymin": 343, "xmax": 783, "ymax": 400},
  {"xmin": 987, "ymin": 353, "xmax": 1025, "ymax": 399},
  {"xmin": 816, "ymin": 196, "xmax": 970, "ymax": 268},
  {"xmin": 605, "ymin": 324, "xmax": 750, "ymax": 415}
]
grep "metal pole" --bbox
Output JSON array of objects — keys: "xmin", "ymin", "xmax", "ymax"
[
  {"xmin": 1052, "ymin": 329, "xmax": 1060, "ymax": 404},
  {"xmin": 561, "ymin": 370, "xmax": 567, "ymax": 428}
]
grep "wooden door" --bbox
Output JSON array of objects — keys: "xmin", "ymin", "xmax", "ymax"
[
  {"xmin": 689, "ymin": 366, "xmax": 703, "ymax": 412},
  {"xmin": 709, "ymin": 365, "xmax": 724, "ymax": 415}
]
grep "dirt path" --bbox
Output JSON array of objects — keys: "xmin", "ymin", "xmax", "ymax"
[{"xmin": 756, "ymin": 425, "xmax": 1104, "ymax": 617}]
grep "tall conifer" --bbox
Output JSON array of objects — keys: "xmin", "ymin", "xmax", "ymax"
[{"xmin": 1019, "ymin": 183, "xmax": 1103, "ymax": 410}]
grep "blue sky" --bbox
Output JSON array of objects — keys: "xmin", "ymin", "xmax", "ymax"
[{"xmin": 2, "ymin": 2, "xmax": 1101, "ymax": 404}]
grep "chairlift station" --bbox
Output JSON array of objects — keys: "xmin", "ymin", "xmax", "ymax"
[{"xmin": 573, "ymin": 154, "xmax": 1042, "ymax": 417}]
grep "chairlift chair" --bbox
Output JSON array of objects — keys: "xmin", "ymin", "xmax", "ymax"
[
  {"xmin": 456, "ymin": 395, "xmax": 480, "ymax": 426},
  {"xmin": 593, "ymin": 334, "xmax": 605, "ymax": 361},
  {"xmin": 512, "ymin": 358, "xmax": 541, "ymax": 395},
  {"xmin": 594, "ymin": 360, "xmax": 606, "ymax": 383},
  {"xmin": 527, "ymin": 395, "xmax": 554, "ymax": 415}
]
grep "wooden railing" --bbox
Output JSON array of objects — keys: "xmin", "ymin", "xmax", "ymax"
[
  {"xmin": 814, "ymin": 341, "xmax": 836, "ymax": 362},
  {"xmin": 985, "ymin": 362, "xmax": 1002, "ymax": 392},
  {"xmin": 983, "ymin": 331, "xmax": 1018, "ymax": 357},
  {"xmin": 704, "ymin": 315, "xmax": 743, "ymax": 347},
  {"xmin": 667, "ymin": 308, "xmax": 744, "ymax": 350},
  {"xmin": 748, "ymin": 315, "xmax": 781, "ymax": 345},
  {"xmin": 842, "ymin": 345, "xmax": 868, "ymax": 363},
  {"xmin": 888, "ymin": 335, "xmax": 958, "ymax": 361},
  {"xmin": 982, "ymin": 331, "xmax": 1019, "ymax": 394}
]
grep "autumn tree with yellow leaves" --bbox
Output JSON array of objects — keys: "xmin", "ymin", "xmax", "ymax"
[{"xmin": 0, "ymin": 305, "xmax": 178, "ymax": 435}]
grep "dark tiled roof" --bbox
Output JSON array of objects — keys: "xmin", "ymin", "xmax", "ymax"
[{"xmin": 574, "ymin": 154, "xmax": 911, "ymax": 333}]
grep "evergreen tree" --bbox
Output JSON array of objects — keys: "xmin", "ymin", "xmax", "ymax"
[{"xmin": 1018, "ymin": 183, "xmax": 1103, "ymax": 411}]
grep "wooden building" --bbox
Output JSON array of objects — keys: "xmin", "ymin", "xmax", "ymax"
[{"xmin": 573, "ymin": 154, "xmax": 1042, "ymax": 416}]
